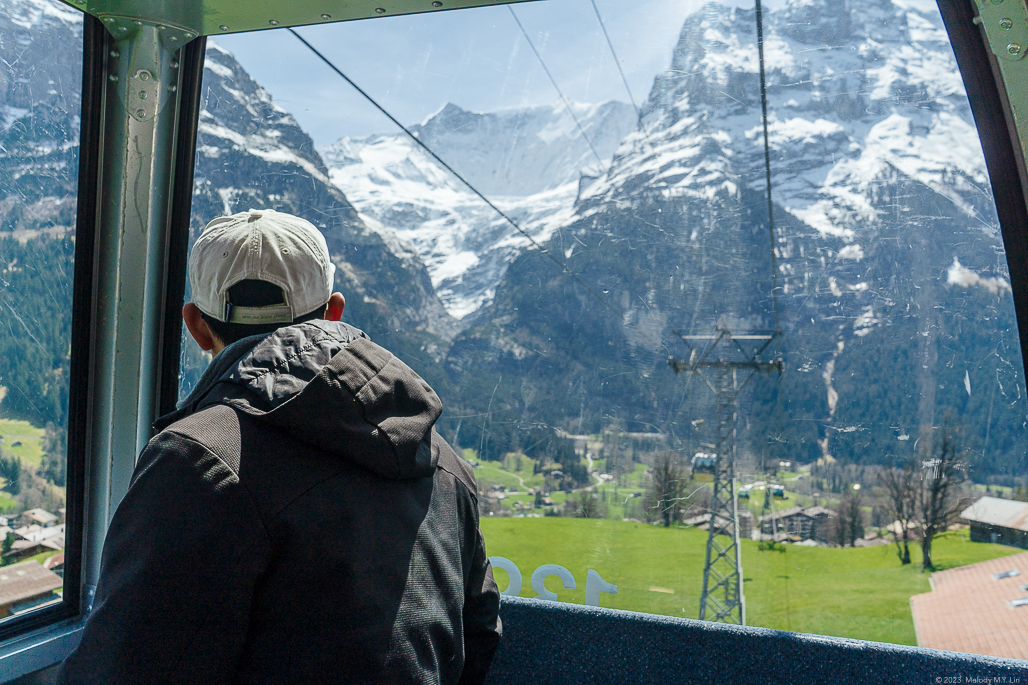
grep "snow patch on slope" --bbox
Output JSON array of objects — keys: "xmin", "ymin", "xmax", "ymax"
[{"xmin": 323, "ymin": 101, "xmax": 636, "ymax": 318}]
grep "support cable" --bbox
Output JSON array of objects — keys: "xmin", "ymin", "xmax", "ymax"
[
  {"xmin": 288, "ymin": 28, "xmax": 659, "ymax": 347},
  {"xmin": 755, "ymin": 0, "xmax": 789, "ymax": 561},
  {"xmin": 755, "ymin": 0, "xmax": 782, "ymax": 347},
  {"xmin": 588, "ymin": 0, "xmax": 642, "ymax": 124},
  {"xmin": 508, "ymin": 7, "xmax": 605, "ymax": 167}
]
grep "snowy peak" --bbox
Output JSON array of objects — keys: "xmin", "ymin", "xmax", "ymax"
[
  {"xmin": 321, "ymin": 99, "xmax": 638, "ymax": 318},
  {"xmin": 190, "ymin": 43, "xmax": 458, "ymax": 343},
  {"xmin": 199, "ymin": 42, "xmax": 329, "ymax": 184},
  {"xmin": 329, "ymin": 100, "xmax": 637, "ymax": 197},
  {"xmin": 0, "ymin": 0, "xmax": 82, "ymax": 131},
  {"xmin": 585, "ymin": 0, "xmax": 992, "ymax": 242}
]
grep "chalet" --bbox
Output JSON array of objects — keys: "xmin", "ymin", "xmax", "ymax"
[
  {"xmin": 803, "ymin": 506, "xmax": 835, "ymax": 542},
  {"xmin": 3, "ymin": 524, "xmax": 65, "ymax": 561},
  {"xmin": 22, "ymin": 509, "xmax": 58, "ymax": 528},
  {"xmin": 760, "ymin": 506, "xmax": 835, "ymax": 543},
  {"xmin": 5, "ymin": 538, "xmax": 63, "ymax": 561},
  {"xmin": 960, "ymin": 496, "xmax": 1028, "ymax": 549},
  {"xmin": 13, "ymin": 523, "xmax": 64, "ymax": 544},
  {"xmin": 683, "ymin": 511, "xmax": 753, "ymax": 539},
  {"xmin": 0, "ymin": 561, "xmax": 62, "ymax": 618}
]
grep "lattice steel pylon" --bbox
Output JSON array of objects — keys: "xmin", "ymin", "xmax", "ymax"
[{"xmin": 670, "ymin": 323, "xmax": 781, "ymax": 626}]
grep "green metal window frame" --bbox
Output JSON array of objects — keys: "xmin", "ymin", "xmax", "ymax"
[{"xmin": 3, "ymin": 0, "xmax": 1028, "ymax": 681}]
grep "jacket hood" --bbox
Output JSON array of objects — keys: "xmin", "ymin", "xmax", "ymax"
[{"xmin": 158, "ymin": 321, "xmax": 441, "ymax": 480}]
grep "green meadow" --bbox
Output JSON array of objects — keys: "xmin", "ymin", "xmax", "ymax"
[
  {"xmin": 0, "ymin": 418, "xmax": 45, "ymax": 467},
  {"xmin": 480, "ymin": 518, "xmax": 1021, "ymax": 646}
]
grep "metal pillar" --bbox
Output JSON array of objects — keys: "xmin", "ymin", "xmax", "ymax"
[
  {"xmin": 80, "ymin": 18, "xmax": 203, "ymax": 601},
  {"xmin": 698, "ymin": 366, "xmax": 744, "ymax": 624},
  {"xmin": 670, "ymin": 323, "xmax": 781, "ymax": 626}
]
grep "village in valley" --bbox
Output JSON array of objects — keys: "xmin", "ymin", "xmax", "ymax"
[
  {"xmin": 468, "ymin": 426, "xmax": 1028, "ymax": 659},
  {"xmin": 0, "ymin": 419, "xmax": 66, "ymax": 620}
]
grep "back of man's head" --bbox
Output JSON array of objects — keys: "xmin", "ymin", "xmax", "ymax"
[{"xmin": 188, "ymin": 209, "xmax": 338, "ymax": 347}]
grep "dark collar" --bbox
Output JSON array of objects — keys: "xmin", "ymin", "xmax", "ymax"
[{"xmin": 152, "ymin": 333, "xmax": 269, "ymax": 432}]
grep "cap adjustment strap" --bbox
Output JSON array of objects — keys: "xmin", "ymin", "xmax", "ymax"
[{"xmin": 226, "ymin": 304, "xmax": 294, "ymax": 324}]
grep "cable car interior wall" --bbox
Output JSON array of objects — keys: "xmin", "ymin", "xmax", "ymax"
[{"xmin": 3, "ymin": 0, "xmax": 1028, "ymax": 681}]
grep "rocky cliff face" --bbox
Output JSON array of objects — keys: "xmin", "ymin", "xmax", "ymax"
[
  {"xmin": 322, "ymin": 100, "xmax": 637, "ymax": 318},
  {"xmin": 0, "ymin": 0, "xmax": 81, "ymax": 239},
  {"xmin": 2, "ymin": 0, "xmax": 1025, "ymax": 475},
  {"xmin": 440, "ymin": 0, "xmax": 1026, "ymax": 473}
]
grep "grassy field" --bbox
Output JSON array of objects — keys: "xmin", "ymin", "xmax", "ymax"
[
  {"xmin": 479, "ymin": 518, "xmax": 1021, "ymax": 646},
  {"xmin": 0, "ymin": 418, "xmax": 45, "ymax": 467},
  {"xmin": 0, "ymin": 493, "xmax": 17, "ymax": 512}
]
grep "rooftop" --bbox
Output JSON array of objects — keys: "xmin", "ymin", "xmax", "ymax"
[
  {"xmin": 0, "ymin": 561, "xmax": 62, "ymax": 608},
  {"xmin": 911, "ymin": 550, "xmax": 1028, "ymax": 659},
  {"xmin": 960, "ymin": 497, "xmax": 1028, "ymax": 532},
  {"xmin": 22, "ymin": 509, "xmax": 58, "ymax": 525}
]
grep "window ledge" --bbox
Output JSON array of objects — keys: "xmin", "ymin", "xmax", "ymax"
[
  {"xmin": 492, "ymin": 596, "xmax": 1028, "ymax": 683},
  {"xmin": 0, "ymin": 620, "xmax": 82, "ymax": 684}
]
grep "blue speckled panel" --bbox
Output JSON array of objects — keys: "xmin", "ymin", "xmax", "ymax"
[{"xmin": 487, "ymin": 596, "xmax": 1028, "ymax": 684}]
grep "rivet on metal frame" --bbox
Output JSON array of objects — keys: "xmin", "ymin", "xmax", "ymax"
[
  {"xmin": 128, "ymin": 68, "xmax": 160, "ymax": 122},
  {"xmin": 1001, "ymin": 17, "xmax": 1014, "ymax": 29},
  {"xmin": 1008, "ymin": 43, "xmax": 1022, "ymax": 55}
]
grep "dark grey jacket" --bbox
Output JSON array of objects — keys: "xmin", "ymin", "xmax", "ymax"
[{"xmin": 58, "ymin": 321, "xmax": 501, "ymax": 685}]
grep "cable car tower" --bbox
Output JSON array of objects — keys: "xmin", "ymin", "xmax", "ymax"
[{"xmin": 669, "ymin": 324, "xmax": 781, "ymax": 625}]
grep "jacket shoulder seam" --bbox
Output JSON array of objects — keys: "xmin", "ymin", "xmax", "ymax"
[
  {"xmin": 436, "ymin": 463, "xmax": 479, "ymax": 504},
  {"xmin": 161, "ymin": 429, "xmax": 273, "ymax": 535}
]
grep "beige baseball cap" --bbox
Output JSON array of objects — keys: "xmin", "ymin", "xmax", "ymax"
[{"xmin": 189, "ymin": 209, "xmax": 336, "ymax": 324}]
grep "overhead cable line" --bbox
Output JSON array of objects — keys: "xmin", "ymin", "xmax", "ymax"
[
  {"xmin": 288, "ymin": 28, "xmax": 659, "ymax": 348},
  {"xmin": 507, "ymin": 6, "xmax": 606, "ymax": 168},
  {"xmin": 755, "ymin": 0, "xmax": 783, "ymax": 345},
  {"xmin": 588, "ymin": 0, "xmax": 642, "ymax": 124},
  {"xmin": 755, "ymin": 1, "xmax": 789, "ymax": 542}
]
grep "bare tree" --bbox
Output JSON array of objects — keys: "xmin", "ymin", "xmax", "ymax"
[
  {"xmin": 879, "ymin": 462, "xmax": 917, "ymax": 564},
  {"xmin": 646, "ymin": 453, "xmax": 686, "ymax": 527},
  {"xmin": 577, "ymin": 490, "xmax": 604, "ymax": 519},
  {"xmin": 832, "ymin": 486, "xmax": 865, "ymax": 547},
  {"xmin": 916, "ymin": 421, "xmax": 973, "ymax": 571}
]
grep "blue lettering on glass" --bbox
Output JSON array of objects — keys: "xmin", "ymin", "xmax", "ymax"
[
  {"xmin": 489, "ymin": 558, "xmax": 618, "ymax": 607},
  {"xmin": 585, "ymin": 569, "xmax": 618, "ymax": 607},
  {"xmin": 531, "ymin": 564, "xmax": 576, "ymax": 601},
  {"xmin": 488, "ymin": 556, "xmax": 522, "ymax": 596}
]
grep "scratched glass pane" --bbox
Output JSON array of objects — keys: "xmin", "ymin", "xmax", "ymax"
[
  {"xmin": 0, "ymin": 0, "xmax": 82, "ymax": 621},
  {"xmin": 178, "ymin": 0, "xmax": 1028, "ymax": 657}
]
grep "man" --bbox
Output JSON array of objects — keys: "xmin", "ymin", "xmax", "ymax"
[{"xmin": 58, "ymin": 209, "xmax": 501, "ymax": 684}]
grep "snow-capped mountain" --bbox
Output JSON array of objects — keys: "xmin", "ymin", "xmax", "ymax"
[
  {"xmin": 440, "ymin": 0, "xmax": 1026, "ymax": 472},
  {"xmin": 0, "ymin": 0, "xmax": 82, "ymax": 239},
  {"xmin": 322, "ymin": 101, "xmax": 637, "ymax": 317},
  {"xmin": 2, "ymin": 0, "xmax": 1026, "ymax": 475},
  {"xmin": 587, "ymin": 0, "xmax": 996, "ymax": 265}
]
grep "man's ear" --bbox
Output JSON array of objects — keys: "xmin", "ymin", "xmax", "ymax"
[
  {"xmin": 324, "ymin": 292, "xmax": 345, "ymax": 322},
  {"xmin": 182, "ymin": 303, "xmax": 216, "ymax": 352}
]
